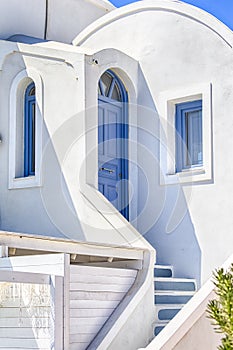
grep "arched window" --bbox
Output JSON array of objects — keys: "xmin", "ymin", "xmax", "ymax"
[
  {"xmin": 24, "ymin": 82, "xmax": 36, "ymax": 176},
  {"xmin": 9, "ymin": 69, "xmax": 42, "ymax": 188},
  {"xmin": 98, "ymin": 70, "xmax": 123, "ymax": 102}
]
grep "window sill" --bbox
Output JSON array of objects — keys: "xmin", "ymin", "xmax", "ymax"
[
  {"xmin": 177, "ymin": 167, "xmax": 205, "ymax": 177},
  {"xmin": 162, "ymin": 167, "xmax": 211, "ymax": 185},
  {"xmin": 9, "ymin": 176, "xmax": 41, "ymax": 189}
]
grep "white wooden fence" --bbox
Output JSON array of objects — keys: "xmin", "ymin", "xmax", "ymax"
[
  {"xmin": 0, "ymin": 253, "xmax": 138, "ymax": 350},
  {"xmin": 0, "ymin": 270, "xmax": 63, "ymax": 350},
  {"xmin": 69, "ymin": 265, "xmax": 137, "ymax": 350}
]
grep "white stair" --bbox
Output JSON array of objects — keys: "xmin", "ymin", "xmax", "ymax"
[{"xmin": 154, "ymin": 265, "xmax": 197, "ymax": 336}]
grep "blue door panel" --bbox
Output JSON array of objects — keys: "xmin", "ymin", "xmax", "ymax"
[
  {"xmin": 98, "ymin": 183, "xmax": 104, "ymax": 193},
  {"xmin": 98, "ymin": 107, "xmax": 104, "ymax": 156},
  {"xmin": 98, "ymin": 71, "xmax": 128, "ymax": 219},
  {"xmin": 107, "ymin": 185, "xmax": 118, "ymax": 203}
]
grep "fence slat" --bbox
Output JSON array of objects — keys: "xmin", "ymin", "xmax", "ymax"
[{"xmin": 0, "ymin": 271, "xmax": 64, "ymax": 350}]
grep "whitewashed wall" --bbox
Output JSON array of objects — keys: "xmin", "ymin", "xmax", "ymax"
[
  {"xmin": 173, "ymin": 312, "xmax": 221, "ymax": 350},
  {"xmin": 69, "ymin": 264, "xmax": 137, "ymax": 350},
  {"xmin": 46, "ymin": 0, "xmax": 114, "ymax": 43},
  {"xmin": 0, "ymin": 39, "xmax": 152, "ymax": 251},
  {"xmin": 0, "ymin": 0, "xmax": 114, "ymax": 43},
  {"xmin": 74, "ymin": 0, "xmax": 233, "ymax": 283},
  {"xmin": 0, "ymin": 0, "xmax": 45, "ymax": 40}
]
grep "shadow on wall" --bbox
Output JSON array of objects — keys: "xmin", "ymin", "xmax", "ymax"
[
  {"xmin": 40, "ymin": 123, "xmax": 86, "ymax": 240},
  {"xmin": 0, "ymin": 49, "xmax": 85, "ymax": 240},
  {"xmin": 39, "ymin": 63, "xmax": 201, "ymax": 283},
  {"xmin": 1, "ymin": 48, "xmax": 201, "ymax": 281},
  {"xmin": 134, "ymin": 66, "xmax": 201, "ymax": 286}
]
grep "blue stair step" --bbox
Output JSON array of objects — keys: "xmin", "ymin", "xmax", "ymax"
[
  {"xmin": 153, "ymin": 264, "xmax": 197, "ymax": 338},
  {"xmin": 154, "ymin": 291, "xmax": 195, "ymax": 304},
  {"xmin": 154, "ymin": 277, "xmax": 196, "ymax": 291},
  {"xmin": 154, "ymin": 265, "xmax": 173, "ymax": 278},
  {"xmin": 154, "ymin": 323, "xmax": 167, "ymax": 336},
  {"xmin": 156, "ymin": 305, "xmax": 183, "ymax": 321},
  {"xmin": 155, "ymin": 304, "xmax": 184, "ymax": 321}
]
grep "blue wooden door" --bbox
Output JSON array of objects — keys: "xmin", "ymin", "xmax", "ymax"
[{"xmin": 98, "ymin": 71, "xmax": 128, "ymax": 219}]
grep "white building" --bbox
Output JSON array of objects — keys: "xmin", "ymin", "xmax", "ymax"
[{"xmin": 0, "ymin": 0, "xmax": 232, "ymax": 349}]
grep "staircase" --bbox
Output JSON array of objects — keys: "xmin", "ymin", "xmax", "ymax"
[{"xmin": 154, "ymin": 264, "xmax": 197, "ymax": 336}]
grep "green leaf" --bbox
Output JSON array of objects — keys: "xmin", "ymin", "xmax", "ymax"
[{"xmin": 207, "ymin": 264, "xmax": 233, "ymax": 349}]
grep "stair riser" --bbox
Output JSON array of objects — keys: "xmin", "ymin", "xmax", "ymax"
[
  {"xmin": 154, "ymin": 326, "xmax": 165, "ymax": 336},
  {"xmin": 154, "ymin": 281, "xmax": 196, "ymax": 291},
  {"xmin": 157, "ymin": 308, "xmax": 181, "ymax": 321},
  {"xmin": 153, "ymin": 265, "xmax": 197, "ymax": 337},
  {"xmin": 154, "ymin": 294, "xmax": 193, "ymax": 304},
  {"xmin": 154, "ymin": 268, "xmax": 173, "ymax": 278}
]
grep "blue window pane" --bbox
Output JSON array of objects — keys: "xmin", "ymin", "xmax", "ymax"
[
  {"xmin": 24, "ymin": 82, "xmax": 36, "ymax": 177},
  {"xmin": 176, "ymin": 100, "xmax": 202, "ymax": 172},
  {"xmin": 185, "ymin": 110, "xmax": 202, "ymax": 166}
]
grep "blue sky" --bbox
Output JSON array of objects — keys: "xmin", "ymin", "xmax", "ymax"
[{"xmin": 110, "ymin": 0, "xmax": 233, "ymax": 30}]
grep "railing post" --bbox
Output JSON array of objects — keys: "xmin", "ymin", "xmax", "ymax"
[
  {"xmin": 50, "ymin": 275, "xmax": 64, "ymax": 350},
  {"xmin": 0, "ymin": 245, "xmax": 8, "ymax": 257}
]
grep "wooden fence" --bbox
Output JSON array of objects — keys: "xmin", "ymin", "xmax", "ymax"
[{"xmin": 0, "ymin": 270, "xmax": 63, "ymax": 350}]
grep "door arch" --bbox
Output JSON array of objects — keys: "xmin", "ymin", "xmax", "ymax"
[{"xmin": 98, "ymin": 70, "xmax": 129, "ymax": 220}]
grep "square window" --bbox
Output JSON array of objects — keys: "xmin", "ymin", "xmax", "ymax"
[
  {"xmin": 159, "ymin": 83, "xmax": 212, "ymax": 184},
  {"xmin": 175, "ymin": 100, "xmax": 203, "ymax": 172}
]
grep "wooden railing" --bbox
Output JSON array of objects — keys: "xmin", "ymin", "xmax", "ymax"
[{"xmin": 0, "ymin": 270, "xmax": 63, "ymax": 350}]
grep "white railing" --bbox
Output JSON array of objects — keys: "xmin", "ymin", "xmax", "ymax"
[{"xmin": 0, "ymin": 270, "xmax": 63, "ymax": 350}]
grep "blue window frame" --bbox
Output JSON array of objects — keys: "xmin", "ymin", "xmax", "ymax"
[
  {"xmin": 176, "ymin": 100, "xmax": 203, "ymax": 172},
  {"xmin": 24, "ymin": 82, "xmax": 36, "ymax": 176}
]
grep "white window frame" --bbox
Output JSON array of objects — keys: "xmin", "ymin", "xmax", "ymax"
[
  {"xmin": 158, "ymin": 83, "xmax": 212, "ymax": 185},
  {"xmin": 9, "ymin": 68, "xmax": 43, "ymax": 189}
]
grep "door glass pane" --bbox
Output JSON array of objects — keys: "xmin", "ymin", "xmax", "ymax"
[
  {"xmin": 111, "ymin": 83, "xmax": 121, "ymax": 101},
  {"xmin": 98, "ymin": 82, "xmax": 101, "ymax": 95},
  {"xmin": 29, "ymin": 86, "xmax": 35, "ymax": 96},
  {"xmin": 101, "ymin": 73, "xmax": 112, "ymax": 97}
]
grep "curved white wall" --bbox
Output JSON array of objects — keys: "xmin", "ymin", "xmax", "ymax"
[
  {"xmin": 74, "ymin": 0, "xmax": 233, "ymax": 283},
  {"xmin": 0, "ymin": 0, "xmax": 114, "ymax": 43},
  {"xmin": 0, "ymin": 0, "xmax": 46, "ymax": 40},
  {"xmin": 46, "ymin": 0, "xmax": 114, "ymax": 43}
]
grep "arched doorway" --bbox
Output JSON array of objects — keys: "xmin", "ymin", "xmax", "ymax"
[{"xmin": 98, "ymin": 70, "xmax": 129, "ymax": 220}]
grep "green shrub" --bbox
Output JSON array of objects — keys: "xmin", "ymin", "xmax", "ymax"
[{"xmin": 207, "ymin": 264, "xmax": 233, "ymax": 350}]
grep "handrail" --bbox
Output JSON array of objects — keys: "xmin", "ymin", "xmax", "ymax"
[
  {"xmin": 0, "ymin": 229, "xmax": 144, "ymax": 260},
  {"xmin": 0, "ymin": 269, "xmax": 50, "ymax": 284},
  {"xmin": 87, "ymin": 249, "xmax": 155, "ymax": 349}
]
